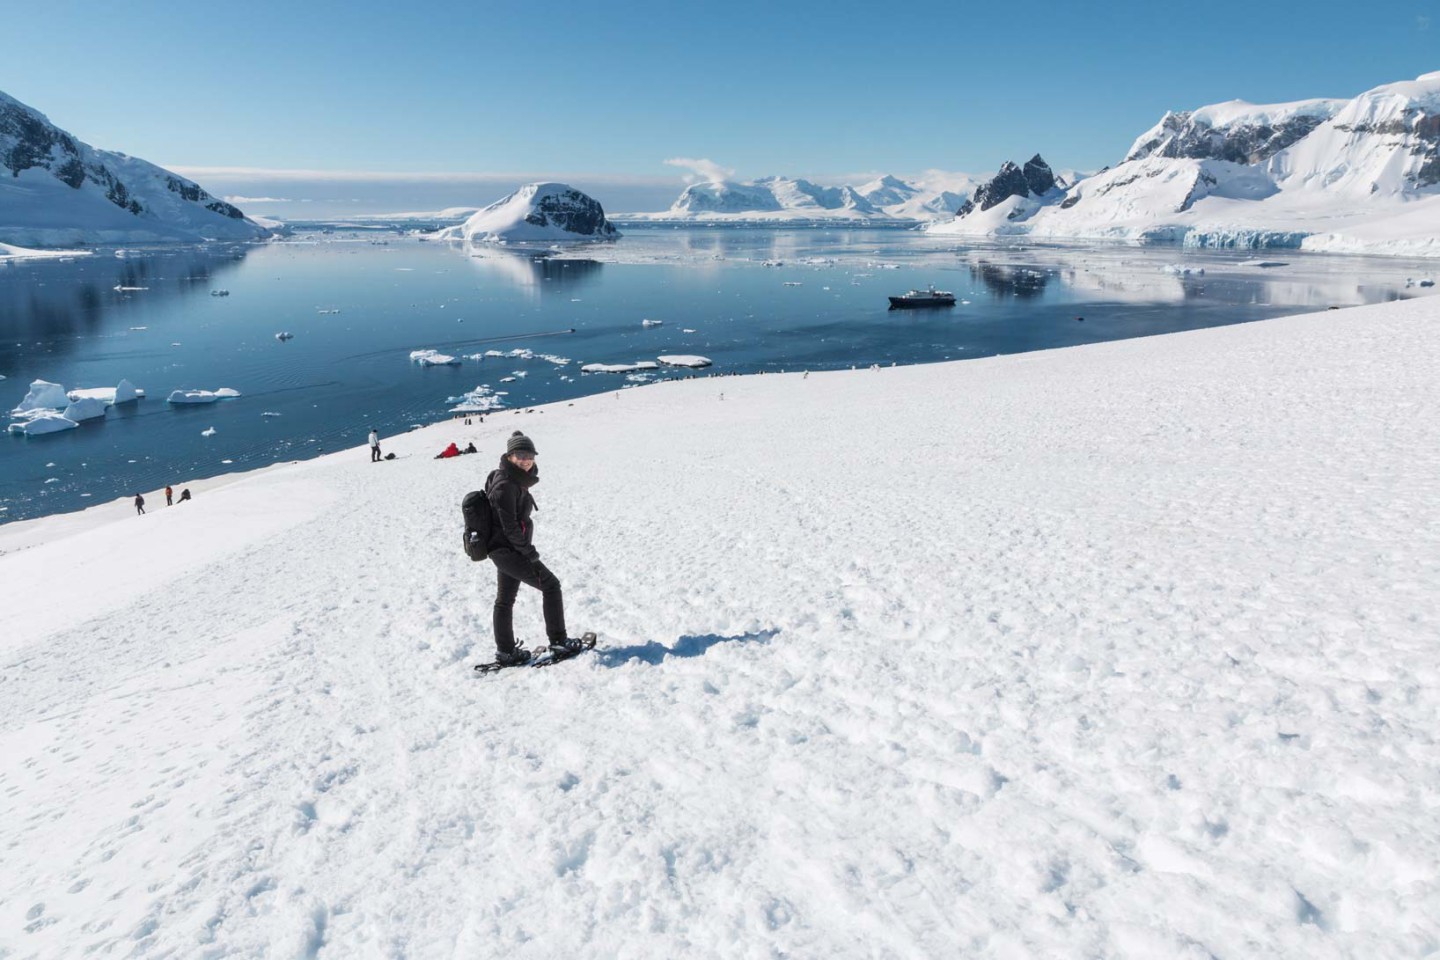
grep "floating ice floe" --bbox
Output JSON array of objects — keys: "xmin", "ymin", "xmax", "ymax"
[
  {"xmin": 275, "ymin": 332, "xmax": 295, "ymax": 341},
  {"xmin": 168, "ymin": 388, "xmax": 241, "ymax": 404},
  {"xmin": 500, "ymin": 376, "xmax": 517, "ymax": 383},
  {"xmin": 682, "ymin": 328, "xmax": 697, "ymax": 334},
  {"xmin": 7, "ymin": 411, "xmax": 77, "ymax": 436},
  {"xmin": 1162, "ymin": 264, "xmax": 1206, "ymax": 276},
  {"xmin": 783, "ymin": 281, "xmax": 803, "ymax": 286},
  {"xmin": 210, "ymin": 289, "xmax": 230, "ymax": 297},
  {"xmin": 410, "ymin": 349, "xmax": 461, "ymax": 366},
  {"xmin": 641, "ymin": 319, "xmax": 664, "ymax": 327},
  {"xmin": 316, "ymin": 308, "xmax": 341, "ymax": 314},
  {"xmin": 657, "ymin": 355, "xmax": 713, "ymax": 369},
  {"xmin": 1239, "ymin": 259, "xmax": 1289, "ymax": 268},
  {"xmin": 447, "ymin": 385, "xmax": 507, "ymax": 413},
  {"xmin": 1405, "ymin": 277, "xmax": 1435, "ymax": 288},
  {"xmin": 581, "ymin": 361, "xmax": 661, "ymax": 374},
  {"xmin": 201, "ymin": 427, "xmax": 217, "ymax": 437},
  {"xmin": 114, "ymin": 285, "xmax": 149, "ymax": 291},
  {"xmin": 261, "ymin": 411, "xmax": 282, "ymax": 417}
]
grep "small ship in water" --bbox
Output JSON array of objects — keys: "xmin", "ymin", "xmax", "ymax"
[{"xmin": 888, "ymin": 285, "xmax": 956, "ymax": 309}]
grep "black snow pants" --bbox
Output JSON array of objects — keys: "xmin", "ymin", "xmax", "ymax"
[{"xmin": 489, "ymin": 547, "xmax": 567, "ymax": 653}]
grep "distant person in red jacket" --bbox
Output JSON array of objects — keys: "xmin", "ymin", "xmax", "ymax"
[
  {"xmin": 435, "ymin": 442, "xmax": 460, "ymax": 459},
  {"xmin": 165, "ymin": 485, "xmax": 173, "ymax": 506}
]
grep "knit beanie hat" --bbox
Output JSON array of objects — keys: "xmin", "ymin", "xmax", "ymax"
[{"xmin": 507, "ymin": 431, "xmax": 537, "ymax": 455}]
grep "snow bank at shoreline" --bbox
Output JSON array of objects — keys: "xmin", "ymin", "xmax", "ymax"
[
  {"xmin": 2, "ymin": 298, "xmax": 1438, "ymax": 957},
  {"xmin": 0, "ymin": 241, "xmax": 92, "ymax": 261}
]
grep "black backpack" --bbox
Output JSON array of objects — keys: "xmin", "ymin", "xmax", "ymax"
[{"xmin": 461, "ymin": 481, "xmax": 496, "ymax": 561}]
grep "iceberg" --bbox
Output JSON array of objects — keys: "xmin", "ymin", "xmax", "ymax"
[
  {"xmin": 657, "ymin": 355, "xmax": 713, "ymax": 368},
  {"xmin": 168, "ymin": 388, "xmax": 240, "ymax": 404},
  {"xmin": 68, "ymin": 379, "xmax": 143, "ymax": 405},
  {"xmin": 581, "ymin": 362, "xmax": 662, "ymax": 374},
  {"xmin": 447, "ymin": 385, "xmax": 506, "ymax": 413},
  {"xmin": 168, "ymin": 390, "xmax": 219, "ymax": 404},
  {"xmin": 410, "ymin": 349, "xmax": 461, "ymax": 366},
  {"xmin": 14, "ymin": 379, "xmax": 69, "ymax": 412},
  {"xmin": 62, "ymin": 397, "xmax": 106, "ymax": 422},
  {"xmin": 7, "ymin": 411, "xmax": 77, "ymax": 436}
]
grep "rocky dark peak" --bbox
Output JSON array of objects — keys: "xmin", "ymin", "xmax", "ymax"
[
  {"xmin": 972, "ymin": 161, "xmax": 1028, "ymax": 212},
  {"xmin": 1023, "ymin": 155, "xmax": 1056, "ymax": 195},
  {"xmin": 957, "ymin": 155, "xmax": 1057, "ymax": 215}
]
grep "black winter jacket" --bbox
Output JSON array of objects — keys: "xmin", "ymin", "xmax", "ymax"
[{"xmin": 485, "ymin": 456, "xmax": 540, "ymax": 561}]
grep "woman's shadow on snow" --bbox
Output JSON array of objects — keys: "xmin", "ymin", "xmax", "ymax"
[{"xmin": 595, "ymin": 629, "xmax": 778, "ymax": 668}]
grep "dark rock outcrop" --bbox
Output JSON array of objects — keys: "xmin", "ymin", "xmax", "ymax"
[
  {"xmin": 1022, "ymin": 155, "xmax": 1056, "ymax": 195},
  {"xmin": 957, "ymin": 154, "xmax": 1058, "ymax": 215},
  {"xmin": 1125, "ymin": 110, "xmax": 1329, "ymax": 165},
  {"xmin": 522, "ymin": 188, "xmax": 618, "ymax": 237}
]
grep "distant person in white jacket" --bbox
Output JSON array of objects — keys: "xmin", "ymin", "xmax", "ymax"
[{"xmin": 369, "ymin": 428, "xmax": 381, "ymax": 462}]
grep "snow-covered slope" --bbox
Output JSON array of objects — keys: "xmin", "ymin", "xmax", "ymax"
[
  {"xmin": 630, "ymin": 172, "xmax": 971, "ymax": 221},
  {"xmin": 3, "ymin": 296, "xmax": 1438, "ymax": 957},
  {"xmin": 929, "ymin": 71, "xmax": 1440, "ymax": 257},
  {"xmin": 1268, "ymin": 72, "xmax": 1440, "ymax": 197},
  {"xmin": 434, "ymin": 182, "xmax": 619, "ymax": 244},
  {"xmin": 0, "ymin": 90, "xmax": 271, "ymax": 247},
  {"xmin": 1125, "ymin": 98, "xmax": 1346, "ymax": 165}
]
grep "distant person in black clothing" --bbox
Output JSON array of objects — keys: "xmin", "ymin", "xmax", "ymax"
[
  {"xmin": 134, "ymin": 493, "xmax": 145, "ymax": 516},
  {"xmin": 177, "ymin": 488, "xmax": 192, "ymax": 503}
]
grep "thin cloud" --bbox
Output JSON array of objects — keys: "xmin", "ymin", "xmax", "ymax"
[
  {"xmin": 223, "ymin": 195, "xmax": 291, "ymax": 203},
  {"xmin": 1419, "ymin": 14, "xmax": 1431, "ymax": 30},
  {"xmin": 663, "ymin": 158, "xmax": 735, "ymax": 184}
]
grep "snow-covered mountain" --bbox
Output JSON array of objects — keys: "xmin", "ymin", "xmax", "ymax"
[
  {"xmin": 433, "ymin": 182, "xmax": 619, "ymax": 243},
  {"xmin": 929, "ymin": 71, "xmax": 1440, "ymax": 257},
  {"xmin": 628, "ymin": 173, "xmax": 972, "ymax": 221},
  {"xmin": 0, "ymin": 90, "xmax": 271, "ymax": 247}
]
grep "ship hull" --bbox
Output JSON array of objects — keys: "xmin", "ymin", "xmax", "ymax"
[{"xmin": 888, "ymin": 297, "xmax": 956, "ymax": 309}]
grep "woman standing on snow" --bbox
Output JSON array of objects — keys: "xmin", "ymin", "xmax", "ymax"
[{"xmin": 485, "ymin": 431, "xmax": 581, "ymax": 666}]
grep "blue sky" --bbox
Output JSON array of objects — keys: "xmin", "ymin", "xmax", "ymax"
[{"xmin": 4, "ymin": 0, "xmax": 1436, "ymax": 212}]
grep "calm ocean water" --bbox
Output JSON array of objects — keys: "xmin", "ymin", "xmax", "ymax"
[{"xmin": 2, "ymin": 223, "xmax": 1434, "ymax": 524}]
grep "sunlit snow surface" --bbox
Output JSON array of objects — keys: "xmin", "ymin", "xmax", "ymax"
[{"xmin": 1, "ymin": 297, "xmax": 1438, "ymax": 958}]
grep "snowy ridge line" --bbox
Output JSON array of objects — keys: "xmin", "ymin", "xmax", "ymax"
[{"xmin": 2, "ymin": 296, "xmax": 1439, "ymax": 956}]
